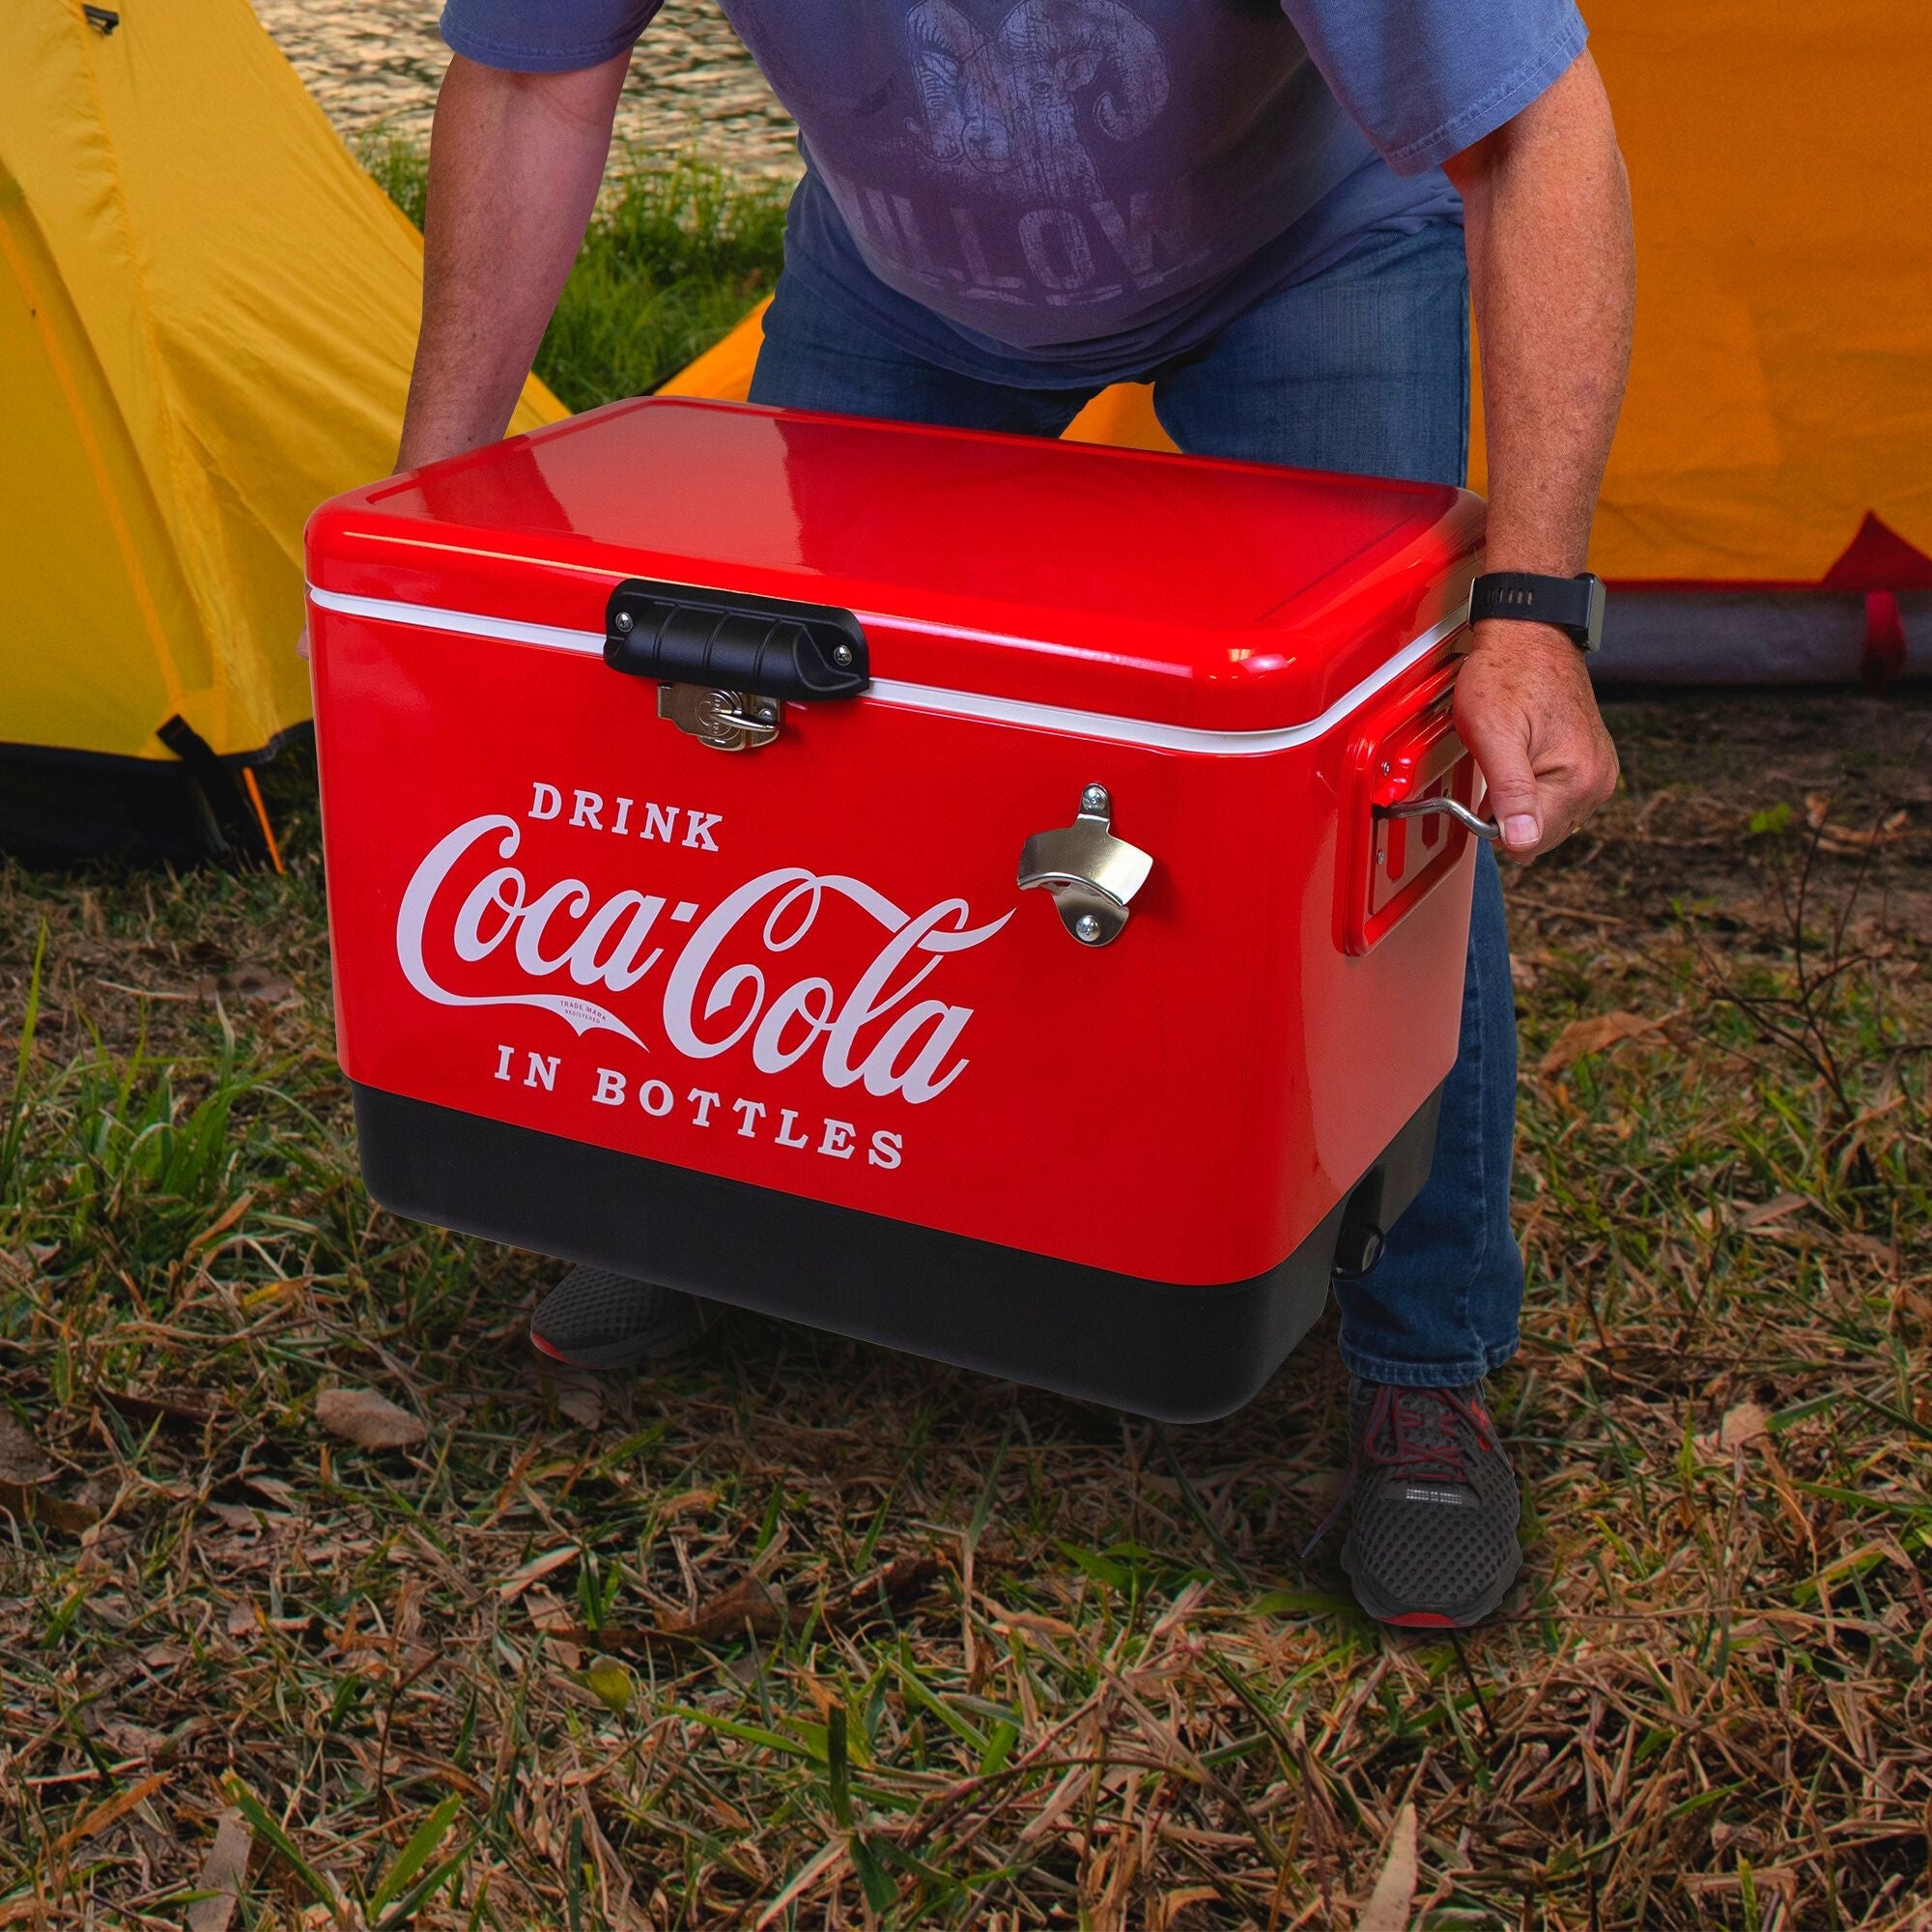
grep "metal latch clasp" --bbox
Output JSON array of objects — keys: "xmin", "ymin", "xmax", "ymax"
[
  {"xmin": 657, "ymin": 683, "xmax": 781, "ymax": 752},
  {"xmin": 1017, "ymin": 783, "xmax": 1152, "ymax": 947}
]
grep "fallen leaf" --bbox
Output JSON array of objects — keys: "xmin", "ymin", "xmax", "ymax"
[
  {"xmin": 225, "ymin": 964, "xmax": 294, "ymax": 1002},
  {"xmin": 817, "ymin": 1554, "xmax": 945, "ymax": 1634},
  {"xmin": 1702, "ymin": 1401, "xmax": 1771, "ymax": 1455},
  {"xmin": 186, "ymin": 1808, "xmax": 253, "ymax": 1932},
  {"xmin": 1733, "ymin": 1194, "xmax": 1809, "ymax": 1230},
  {"xmin": 1538, "ymin": 1009, "xmax": 1671, "ymax": 1075},
  {"xmin": 316, "ymin": 1387, "xmax": 425, "ymax": 1451},
  {"xmin": 498, "ymin": 1545, "xmax": 580, "ymax": 1603},
  {"xmin": 187, "ymin": 1194, "xmax": 255, "ymax": 1255},
  {"xmin": 526, "ymin": 1587, "xmax": 583, "ymax": 1667},
  {"xmin": 96, "ymin": 1719, "xmax": 168, "ymax": 1760},
  {"xmin": 662, "ymin": 1577, "xmax": 785, "ymax": 1644},
  {"xmin": 0, "ymin": 1476, "xmax": 99, "ymax": 1535},
  {"xmin": 53, "ymin": 1772, "xmax": 169, "ymax": 1855},
  {"xmin": 0, "ymin": 1416, "xmax": 55, "ymax": 1485},
  {"xmin": 1816, "ymin": 811, "xmax": 1909, "ymax": 850},
  {"xmin": 1356, "ymin": 1803, "xmax": 1418, "ymax": 1932},
  {"xmin": 97, "ymin": 1387, "xmax": 222, "ymax": 1431},
  {"xmin": 1844, "ymin": 1231, "xmax": 1900, "ymax": 1269},
  {"xmin": 661, "ymin": 1487, "xmax": 720, "ymax": 1520},
  {"xmin": 557, "ymin": 1385, "xmax": 604, "ymax": 1430},
  {"xmin": 549, "ymin": 1582, "xmax": 786, "ymax": 1653}
]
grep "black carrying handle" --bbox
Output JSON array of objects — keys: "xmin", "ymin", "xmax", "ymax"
[{"xmin": 604, "ymin": 578, "xmax": 869, "ymax": 701}]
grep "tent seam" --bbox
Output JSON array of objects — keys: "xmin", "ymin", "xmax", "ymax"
[{"xmin": 67, "ymin": 0, "xmax": 235, "ymax": 747}]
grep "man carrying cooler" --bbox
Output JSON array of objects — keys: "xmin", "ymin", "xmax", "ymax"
[{"xmin": 398, "ymin": 0, "xmax": 1631, "ymax": 1629}]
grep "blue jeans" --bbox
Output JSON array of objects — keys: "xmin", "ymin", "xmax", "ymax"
[{"xmin": 751, "ymin": 221, "xmax": 1522, "ymax": 1389}]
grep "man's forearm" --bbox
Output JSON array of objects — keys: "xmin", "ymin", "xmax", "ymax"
[
  {"xmin": 1439, "ymin": 48, "xmax": 1632, "ymax": 859},
  {"xmin": 398, "ymin": 51, "xmax": 629, "ymax": 472},
  {"xmin": 1447, "ymin": 48, "xmax": 1634, "ymax": 582}
]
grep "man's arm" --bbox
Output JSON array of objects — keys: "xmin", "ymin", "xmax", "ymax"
[
  {"xmin": 1442, "ymin": 48, "xmax": 1634, "ymax": 862},
  {"xmin": 396, "ymin": 50, "xmax": 630, "ymax": 472}
]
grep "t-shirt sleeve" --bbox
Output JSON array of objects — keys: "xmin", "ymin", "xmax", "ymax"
[
  {"xmin": 1282, "ymin": 0, "xmax": 1588, "ymax": 176},
  {"xmin": 440, "ymin": 0, "xmax": 663, "ymax": 73}
]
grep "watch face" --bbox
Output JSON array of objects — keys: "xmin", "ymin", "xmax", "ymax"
[{"xmin": 1582, "ymin": 573, "xmax": 1606, "ymax": 652}]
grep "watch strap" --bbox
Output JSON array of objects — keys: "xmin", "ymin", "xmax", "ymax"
[{"xmin": 1468, "ymin": 571, "xmax": 1605, "ymax": 652}]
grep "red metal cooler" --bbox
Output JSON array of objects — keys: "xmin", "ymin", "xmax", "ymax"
[{"xmin": 306, "ymin": 398, "xmax": 1488, "ymax": 1421}]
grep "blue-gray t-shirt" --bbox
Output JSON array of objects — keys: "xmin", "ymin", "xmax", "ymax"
[{"xmin": 439, "ymin": 0, "xmax": 1586, "ymax": 383}]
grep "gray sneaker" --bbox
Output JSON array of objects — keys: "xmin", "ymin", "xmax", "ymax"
[
  {"xmin": 1318, "ymin": 1378, "xmax": 1522, "ymax": 1629},
  {"xmin": 528, "ymin": 1266, "xmax": 705, "ymax": 1371}
]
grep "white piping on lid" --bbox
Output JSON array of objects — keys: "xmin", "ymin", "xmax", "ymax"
[{"xmin": 303, "ymin": 585, "xmax": 1464, "ymax": 757}]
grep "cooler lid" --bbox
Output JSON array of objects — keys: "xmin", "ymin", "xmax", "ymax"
[{"xmin": 305, "ymin": 397, "xmax": 1484, "ymax": 735}]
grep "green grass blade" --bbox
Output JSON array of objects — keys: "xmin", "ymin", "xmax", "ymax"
[
  {"xmin": 367, "ymin": 1793, "xmax": 465, "ymax": 1915},
  {"xmin": 223, "ymin": 1776, "xmax": 336, "ymax": 1909},
  {"xmin": 0, "ymin": 918, "xmax": 46, "ymax": 1208}
]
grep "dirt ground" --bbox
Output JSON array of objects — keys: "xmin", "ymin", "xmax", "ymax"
[{"xmin": 1, "ymin": 684, "xmax": 1927, "ymax": 1930}]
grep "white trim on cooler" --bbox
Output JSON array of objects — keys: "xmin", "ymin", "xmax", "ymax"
[{"xmin": 304, "ymin": 584, "xmax": 1464, "ymax": 758}]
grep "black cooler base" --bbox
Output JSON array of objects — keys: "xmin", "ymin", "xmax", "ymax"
[{"xmin": 353, "ymin": 1084, "xmax": 1443, "ymax": 1423}]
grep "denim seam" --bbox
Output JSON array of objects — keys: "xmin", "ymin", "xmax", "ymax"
[
  {"xmin": 1449, "ymin": 939, "xmax": 1489, "ymax": 1367},
  {"xmin": 1337, "ymin": 1344, "xmax": 1495, "ymax": 1391},
  {"xmin": 1467, "ymin": 856, "xmax": 1525, "ymax": 1364}
]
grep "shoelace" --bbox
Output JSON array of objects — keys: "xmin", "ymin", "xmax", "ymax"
[{"xmin": 1302, "ymin": 1384, "xmax": 1495, "ymax": 1558}]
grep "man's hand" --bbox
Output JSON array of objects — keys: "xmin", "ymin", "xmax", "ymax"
[{"xmin": 1453, "ymin": 623, "xmax": 1619, "ymax": 862}]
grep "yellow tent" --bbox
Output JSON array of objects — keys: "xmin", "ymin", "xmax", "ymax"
[
  {"xmin": 0, "ymin": 0, "xmax": 562, "ymax": 861},
  {"xmin": 665, "ymin": 0, "xmax": 1931, "ymax": 682}
]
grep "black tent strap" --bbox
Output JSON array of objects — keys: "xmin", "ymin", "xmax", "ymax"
[{"xmin": 156, "ymin": 716, "xmax": 272, "ymax": 867}]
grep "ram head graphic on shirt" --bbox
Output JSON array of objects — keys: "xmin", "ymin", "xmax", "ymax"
[{"xmin": 905, "ymin": 0, "xmax": 1172, "ymax": 202}]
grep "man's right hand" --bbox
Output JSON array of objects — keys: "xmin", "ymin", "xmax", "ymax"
[
  {"xmin": 396, "ymin": 50, "xmax": 630, "ymax": 473},
  {"xmin": 1454, "ymin": 622, "xmax": 1620, "ymax": 863}
]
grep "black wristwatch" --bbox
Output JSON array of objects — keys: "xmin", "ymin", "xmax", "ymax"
[{"xmin": 1467, "ymin": 571, "xmax": 1605, "ymax": 653}]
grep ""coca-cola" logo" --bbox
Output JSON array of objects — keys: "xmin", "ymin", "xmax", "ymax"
[{"xmin": 395, "ymin": 815, "xmax": 1011, "ymax": 1105}]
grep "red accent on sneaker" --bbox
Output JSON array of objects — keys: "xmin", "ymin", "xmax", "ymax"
[
  {"xmin": 529, "ymin": 1332, "xmax": 572, "ymax": 1363},
  {"xmin": 1388, "ymin": 1610, "xmax": 1458, "ymax": 1628}
]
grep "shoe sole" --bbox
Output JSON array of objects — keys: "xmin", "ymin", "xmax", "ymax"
[
  {"xmin": 1340, "ymin": 1533, "xmax": 1523, "ymax": 1630},
  {"xmin": 529, "ymin": 1300, "xmax": 708, "ymax": 1373}
]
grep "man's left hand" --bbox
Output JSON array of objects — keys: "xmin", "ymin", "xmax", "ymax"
[{"xmin": 1452, "ymin": 621, "xmax": 1619, "ymax": 863}]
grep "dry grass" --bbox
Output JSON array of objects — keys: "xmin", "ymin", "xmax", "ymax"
[{"xmin": 1, "ymin": 689, "xmax": 1928, "ymax": 1931}]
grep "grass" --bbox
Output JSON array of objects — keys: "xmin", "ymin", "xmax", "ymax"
[
  {"xmin": 358, "ymin": 136, "xmax": 788, "ymax": 411},
  {"xmin": 1, "ymin": 689, "xmax": 1929, "ymax": 1929}
]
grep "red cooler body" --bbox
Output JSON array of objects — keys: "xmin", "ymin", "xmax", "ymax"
[{"xmin": 306, "ymin": 399, "xmax": 1487, "ymax": 1421}]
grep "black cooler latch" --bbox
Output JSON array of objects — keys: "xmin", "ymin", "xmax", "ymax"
[{"xmin": 604, "ymin": 580, "xmax": 869, "ymax": 753}]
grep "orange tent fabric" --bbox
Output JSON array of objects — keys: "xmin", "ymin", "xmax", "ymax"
[
  {"xmin": 1528, "ymin": 1, "xmax": 1932, "ymax": 594},
  {"xmin": 665, "ymin": 1, "xmax": 1932, "ymax": 637}
]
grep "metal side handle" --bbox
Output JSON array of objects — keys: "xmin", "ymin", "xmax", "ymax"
[
  {"xmin": 1017, "ymin": 784, "xmax": 1153, "ymax": 947},
  {"xmin": 1377, "ymin": 796, "xmax": 1501, "ymax": 841}
]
